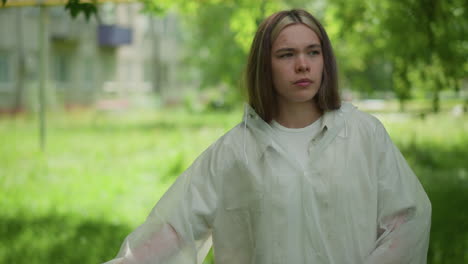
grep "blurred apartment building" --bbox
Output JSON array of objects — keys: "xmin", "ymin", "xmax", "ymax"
[{"xmin": 0, "ymin": 3, "xmax": 182, "ymax": 112}]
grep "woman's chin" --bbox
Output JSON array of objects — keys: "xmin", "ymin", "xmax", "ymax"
[{"xmin": 281, "ymin": 94, "xmax": 318, "ymax": 105}]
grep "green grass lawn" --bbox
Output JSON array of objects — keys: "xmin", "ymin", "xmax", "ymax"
[{"xmin": 0, "ymin": 105, "xmax": 466, "ymax": 263}]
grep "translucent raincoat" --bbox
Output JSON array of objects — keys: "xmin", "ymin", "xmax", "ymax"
[{"xmin": 104, "ymin": 102, "xmax": 431, "ymax": 264}]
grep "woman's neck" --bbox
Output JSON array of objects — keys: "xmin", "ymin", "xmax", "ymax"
[{"xmin": 275, "ymin": 100, "xmax": 322, "ymax": 128}]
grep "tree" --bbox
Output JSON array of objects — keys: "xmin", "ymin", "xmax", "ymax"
[
  {"xmin": 5, "ymin": 0, "xmax": 465, "ymax": 111},
  {"xmin": 326, "ymin": 0, "xmax": 468, "ymax": 112},
  {"xmin": 144, "ymin": 0, "xmax": 316, "ymax": 106}
]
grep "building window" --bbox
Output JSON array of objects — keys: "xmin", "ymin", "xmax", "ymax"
[
  {"xmin": 54, "ymin": 54, "xmax": 70, "ymax": 83},
  {"xmin": 0, "ymin": 53, "xmax": 10, "ymax": 82},
  {"xmin": 83, "ymin": 57, "xmax": 94, "ymax": 89}
]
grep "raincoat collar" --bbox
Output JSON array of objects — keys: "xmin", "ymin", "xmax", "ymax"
[
  {"xmin": 241, "ymin": 102, "xmax": 357, "ymax": 160},
  {"xmin": 241, "ymin": 102, "xmax": 356, "ymax": 166},
  {"xmin": 321, "ymin": 101, "xmax": 356, "ymax": 138},
  {"xmin": 243, "ymin": 102, "xmax": 356, "ymax": 137}
]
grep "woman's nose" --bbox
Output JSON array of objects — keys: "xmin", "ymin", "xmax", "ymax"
[{"xmin": 295, "ymin": 55, "xmax": 310, "ymax": 73}]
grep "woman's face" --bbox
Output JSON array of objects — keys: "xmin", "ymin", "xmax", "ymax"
[{"xmin": 271, "ymin": 23, "xmax": 324, "ymax": 107}]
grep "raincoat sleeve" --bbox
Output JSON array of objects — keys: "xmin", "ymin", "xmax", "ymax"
[
  {"xmin": 103, "ymin": 139, "xmax": 231, "ymax": 264},
  {"xmin": 365, "ymin": 121, "xmax": 432, "ymax": 264}
]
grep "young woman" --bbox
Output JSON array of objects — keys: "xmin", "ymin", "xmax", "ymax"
[{"xmin": 104, "ymin": 9, "xmax": 431, "ymax": 264}]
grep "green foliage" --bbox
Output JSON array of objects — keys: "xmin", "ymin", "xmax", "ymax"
[
  {"xmin": 144, "ymin": 0, "xmax": 465, "ymax": 109},
  {"xmin": 64, "ymin": 0, "xmax": 98, "ymax": 20},
  {"xmin": 325, "ymin": 0, "xmax": 467, "ymax": 109},
  {"xmin": 183, "ymin": 85, "xmax": 242, "ymax": 113},
  {"xmin": 0, "ymin": 108, "xmax": 240, "ymax": 263},
  {"xmin": 162, "ymin": 0, "xmax": 312, "ymax": 99},
  {"xmin": 0, "ymin": 214, "xmax": 131, "ymax": 263},
  {"xmin": 140, "ymin": 0, "xmax": 173, "ymax": 16},
  {"xmin": 178, "ymin": 1, "xmax": 271, "ymax": 93},
  {"xmin": 181, "ymin": 3, "xmax": 247, "ymax": 91},
  {"xmin": 4, "ymin": 0, "xmax": 465, "ymax": 108},
  {"xmin": 379, "ymin": 111, "xmax": 468, "ymax": 263}
]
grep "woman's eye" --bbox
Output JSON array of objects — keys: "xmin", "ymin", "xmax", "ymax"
[
  {"xmin": 309, "ymin": 50, "xmax": 321, "ymax": 56},
  {"xmin": 279, "ymin": 53, "xmax": 293, "ymax": 58}
]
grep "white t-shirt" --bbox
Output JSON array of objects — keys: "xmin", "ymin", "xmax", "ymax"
[{"xmin": 270, "ymin": 118, "xmax": 322, "ymax": 169}]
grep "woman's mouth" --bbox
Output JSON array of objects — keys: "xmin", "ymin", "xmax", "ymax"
[{"xmin": 294, "ymin": 78, "xmax": 313, "ymax": 87}]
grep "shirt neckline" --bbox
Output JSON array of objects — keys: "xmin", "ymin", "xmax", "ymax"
[{"xmin": 270, "ymin": 118, "xmax": 322, "ymax": 133}]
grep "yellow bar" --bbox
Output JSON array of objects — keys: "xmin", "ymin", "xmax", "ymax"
[{"xmin": 1, "ymin": 0, "xmax": 136, "ymax": 7}]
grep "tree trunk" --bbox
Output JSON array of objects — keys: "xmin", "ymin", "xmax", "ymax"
[
  {"xmin": 13, "ymin": 8, "xmax": 25, "ymax": 115},
  {"xmin": 38, "ymin": 5, "xmax": 49, "ymax": 151},
  {"xmin": 431, "ymin": 89, "xmax": 440, "ymax": 113},
  {"xmin": 392, "ymin": 59, "xmax": 410, "ymax": 113},
  {"xmin": 399, "ymin": 98, "xmax": 406, "ymax": 112},
  {"xmin": 431, "ymin": 78, "xmax": 441, "ymax": 113}
]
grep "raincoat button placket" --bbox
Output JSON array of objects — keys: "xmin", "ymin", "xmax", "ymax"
[
  {"xmin": 269, "ymin": 152, "xmax": 287, "ymax": 264},
  {"xmin": 308, "ymin": 135, "xmax": 331, "ymax": 213},
  {"xmin": 307, "ymin": 138, "xmax": 319, "ymax": 175}
]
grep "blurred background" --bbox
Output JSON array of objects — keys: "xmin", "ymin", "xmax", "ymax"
[{"xmin": 0, "ymin": 0, "xmax": 466, "ymax": 263}]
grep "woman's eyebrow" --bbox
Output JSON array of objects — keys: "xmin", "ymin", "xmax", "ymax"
[
  {"xmin": 275, "ymin": 48, "xmax": 295, "ymax": 53},
  {"xmin": 307, "ymin": 44, "xmax": 322, "ymax": 49},
  {"xmin": 275, "ymin": 43, "xmax": 322, "ymax": 54}
]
